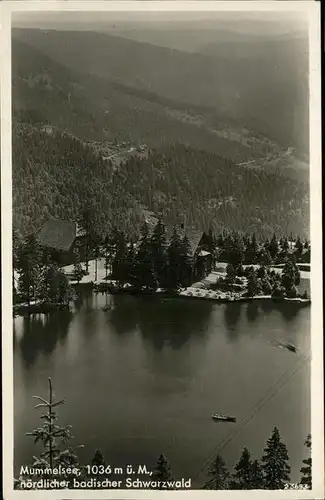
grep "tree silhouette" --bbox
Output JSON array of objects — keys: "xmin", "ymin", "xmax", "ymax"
[
  {"xmin": 261, "ymin": 427, "xmax": 291, "ymax": 489},
  {"xmin": 25, "ymin": 378, "xmax": 82, "ymax": 473},
  {"xmin": 230, "ymin": 447, "xmax": 255, "ymax": 489},
  {"xmin": 300, "ymin": 434, "xmax": 311, "ymax": 489},
  {"xmin": 152, "ymin": 453, "xmax": 173, "ymax": 488},
  {"xmin": 203, "ymin": 454, "xmax": 229, "ymax": 490}
]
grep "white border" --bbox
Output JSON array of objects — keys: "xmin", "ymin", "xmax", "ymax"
[{"xmin": 1, "ymin": 2, "xmax": 323, "ymax": 499}]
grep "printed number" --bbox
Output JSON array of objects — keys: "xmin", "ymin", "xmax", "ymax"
[{"xmin": 86, "ymin": 465, "xmax": 112, "ymax": 475}]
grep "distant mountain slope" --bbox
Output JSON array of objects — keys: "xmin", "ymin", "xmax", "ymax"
[
  {"xmin": 13, "ymin": 123, "xmax": 309, "ymax": 239},
  {"xmin": 13, "ymin": 37, "xmax": 288, "ymax": 164},
  {"xmin": 13, "ymin": 28, "xmax": 309, "ymax": 155}
]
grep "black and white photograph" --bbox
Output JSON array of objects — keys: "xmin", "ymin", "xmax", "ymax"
[{"xmin": 1, "ymin": 1, "xmax": 323, "ymax": 498}]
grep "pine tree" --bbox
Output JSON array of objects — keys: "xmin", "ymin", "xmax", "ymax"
[
  {"xmin": 92, "ymin": 449, "xmax": 106, "ymax": 467},
  {"xmin": 282, "ymin": 237, "xmax": 290, "ymax": 253},
  {"xmin": 261, "ymin": 427, "xmax": 291, "ymax": 489},
  {"xmin": 179, "ymin": 235, "xmax": 193, "ymax": 287},
  {"xmin": 250, "ymin": 460, "xmax": 265, "ymax": 489},
  {"xmin": 300, "ymin": 434, "xmax": 311, "ymax": 489},
  {"xmin": 166, "ymin": 228, "xmax": 183, "ymax": 292},
  {"xmin": 268, "ymin": 234, "xmax": 279, "ymax": 260},
  {"xmin": 111, "ymin": 232, "xmax": 128, "ymax": 287},
  {"xmin": 25, "ymin": 378, "xmax": 81, "ymax": 474},
  {"xmin": 245, "ymin": 233, "xmax": 259, "ymax": 264},
  {"xmin": 16, "ymin": 234, "xmax": 43, "ymax": 306},
  {"xmin": 281, "ymin": 260, "xmax": 301, "ymax": 296},
  {"xmin": 42, "ymin": 264, "xmax": 73, "ymax": 304},
  {"xmin": 204, "ymin": 454, "xmax": 229, "ymax": 490},
  {"xmin": 230, "ymin": 447, "xmax": 254, "ymax": 489},
  {"xmin": 258, "ymin": 247, "xmax": 272, "ymax": 266},
  {"xmin": 152, "ymin": 454, "xmax": 173, "ymax": 487},
  {"xmin": 73, "ymin": 251, "xmax": 84, "ymax": 284},
  {"xmin": 294, "ymin": 236, "xmax": 303, "ymax": 257},
  {"xmin": 226, "ymin": 232, "xmax": 245, "ymax": 269},
  {"xmin": 226, "ymin": 263, "xmax": 236, "ymax": 284},
  {"xmin": 247, "ymin": 269, "xmax": 259, "ymax": 297},
  {"xmin": 150, "ymin": 219, "xmax": 167, "ymax": 287},
  {"xmin": 134, "ymin": 228, "xmax": 158, "ymax": 291}
]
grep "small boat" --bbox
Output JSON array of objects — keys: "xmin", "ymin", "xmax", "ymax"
[
  {"xmin": 276, "ymin": 341, "xmax": 297, "ymax": 353},
  {"xmin": 284, "ymin": 343, "xmax": 297, "ymax": 353},
  {"xmin": 212, "ymin": 414, "xmax": 236, "ymax": 423}
]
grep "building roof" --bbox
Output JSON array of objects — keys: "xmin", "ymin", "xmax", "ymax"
[
  {"xmin": 198, "ymin": 250, "xmax": 211, "ymax": 257},
  {"xmin": 37, "ymin": 219, "xmax": 78, "ymax": 251}
]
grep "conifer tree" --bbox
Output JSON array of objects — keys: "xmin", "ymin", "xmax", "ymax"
[
  {"xmin": 150, "ymin": 219, "xmax": 167, "ymax": 287},
  {"xmin": 282, "ymin": 237, "xmax": 290, "ymax": 253},
  {"xmin": 152, "ymin": 454, "xmax": 173, "ymax": 487},
  {"xmin": 247, "ymin": 269, "xmax": 259, "ymax": 297},
  {"xmin": 294, "ymin": 236, "xmax": 303, "ymax": 257},
  {"xmin": 300, "ymin": 434, "xmax": 311, "ymax": 489},
  {"xmin": 26, "ymin": 378, "xmax": 81, "ymax": 474},
  {"xmin": 245, "ymin": 233, "xmax": 259, "ymax": 264},
  {"xmin": 134, "ymin": 227, "xmax": 157, "ymax": 291},
  {"xmin": 258, "ymin": 247, "xmax": 272, "ymax": 266},
  {"xmin": 92, "ymin": 449, "xmax": 106, "ymax": 467},
  {"xmin": 166, "ymin": 228, "xmax": 183, "ymax": 292},
  {"xmin": 281, "ymin": 260, "xmax": 301, "ymax": 296},
  {"xmin": 203, "ymin": 454, "xmax": 229, "ymax": 490},
  {"xmin": 16, "ymin": 234, "xmax": 43, "ymax": 305},
  {"xmin": 261, "ymin": 427, "xmax": 291, "ymax": 489},
  {"xmin": 250, "ymin": 459, "xmax": 265, "ymax": 489},
  {"xmin": 111, "ymin": 232, "xmax": 128, "ymax": 286},
  {"xmin": 230, "ymin": 447, "xmax": 254, "ymax": 489},
  {"xmin": 73, "ymin": 251, "xmax": 84, "ymax": 284},
  {"xmin": 179, "ymin": 234, "xmax": 193, "ymax": 287},
  {"xmin": 226, "ymin": 263, "xmax": 236, "ymax": 284},
  {"xmin": 268, "ymin": 234, "xmax": 279, "ymax": 260}
]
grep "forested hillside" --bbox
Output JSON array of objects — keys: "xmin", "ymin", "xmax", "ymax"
[
  {"xmin": 12, "ymin": 38, "xmax": 286, "ymax": 164},
  {"xmin": 14, "ymin": 28, "xmax": 309, "ymax": 155},
  {"xmin": 13, "ymin": 125, "xmax": 309, "ymax": 240}
]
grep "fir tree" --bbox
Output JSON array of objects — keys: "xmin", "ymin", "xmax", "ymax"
[
  {"xmin": 300, "ymin": 434, "xmax": 311, "ymax": 489},
  {"xmin": 247, "ymin": 269, "xmax": 259, "ymax": 297},
  {"xmin": 179, "ymin": 235, "xmax": 193, "ymax": 287},
  {"xmin": 281, "ymin": 260, "xmax": 301, "ymax": 296},
  {"xmin": 261, "ymin": 427, "xmax": 291, "ymax": 489},
  {"xmin": 245, "ymin": 233, "xmax": 259, "ymax": 264},
  {"xmin": 134, "ymin": 228, "xmax": 158, "ymax": 291},
  {"xmin": 73, "ymin": 251, "xmax": 84, "ymax": 284},
  {"xmin": 152, "ymin": 454, "xmax": 173, "ymax": 487},
  {"xmin": 42, "ymin": 264, "xmax": 73, "ymax": 304},
  {"xmin": 150, "ymin": 219, "xmax": 167, "ymax": 287},
  {"xmin": 26, "ymin": 378, "xmax": 81, "ymax": 473},
  {"xmin": 226, "ymin": 263, "xmax": 236, "ymax": 284},
  {"xmin": 250, "ymin": 459, "xmax": 265, "ymax": 489},
  {"xmin": 282, "ymin": 237, "xmax": 290, "ymax": 253},
  {"xmin": 258, "ymin": 247, "xmax": 272, "ymax": 266},
  {"xmin": 166, "ymin": 228, "xmax": 183, "ymax": 292},
  {"xmin": 111, "ymin": 232, "xmax": 128, "ymax": 287},
  {"xmin": 268, "ymin": 234, "xmax": 279, "ymax": 260},
  {"xmin": 230, "ymin": 447, "xmax": 254, "ymax": 489},
  {"xmin": 92, "ymin": 449, "xmax": 106, "ymax": 467},
  {"xmin": 16, "ymin": 234, "xmax": 43, "ymax": 305},
  {"xmin": 294, "ymin": 236, "xmax": 303, "ymax": 257},
  {"xmin": 204, "ymin": 454, "xmax": 229, "ymax": 490}
]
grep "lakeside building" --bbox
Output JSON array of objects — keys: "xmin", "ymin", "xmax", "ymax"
[
  {"xmin": 36, "ymin": 214, "xmax": 216, "ymax": 281},
  {"xmin": 36, "ymin": 218, "xmax": 87, "ymax": 266}
]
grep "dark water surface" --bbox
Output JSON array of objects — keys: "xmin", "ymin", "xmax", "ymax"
[{"xmin": 14, "ymin": 291, "xmax": 311, "ymax": 487}]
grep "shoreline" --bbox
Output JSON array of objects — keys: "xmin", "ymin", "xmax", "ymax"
[{"xmin": 12, "ymin": 284, "xmax": 311, "ymax": 317}]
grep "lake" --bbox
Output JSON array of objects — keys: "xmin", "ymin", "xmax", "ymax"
[{"xmin": 13, "ymin": 290, "xmax": 311, "ymax": 488}]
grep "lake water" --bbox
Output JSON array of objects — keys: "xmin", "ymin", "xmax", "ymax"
[{"xmin": 14, "ymin": 290, "xmax": 311, "ymax": 488}]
